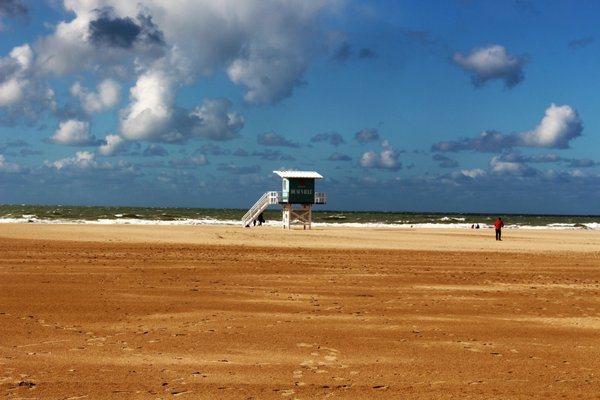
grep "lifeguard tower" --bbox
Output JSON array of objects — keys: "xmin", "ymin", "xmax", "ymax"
[{"xmin": 241, "ymin": 170, "xmax": 327, "ymax": 229}]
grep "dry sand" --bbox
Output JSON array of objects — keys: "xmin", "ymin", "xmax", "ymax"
[{"xmin": 1, "ymin": 224, "xmax": 600, "ymax": 399}]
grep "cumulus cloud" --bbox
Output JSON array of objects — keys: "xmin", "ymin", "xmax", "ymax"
[
  {"xmin": 0, "ymin": 154, "xmax": 22, "ymax": 172},
  {"xmin": 44, "ymin": 151, "xmax": 139, "ymax": 179},
  {"xmin": 359, "ymin": 140, "xmax": 402, "ymax": 170},
  {"xmin": 519, "ymin": 104, "xmax": 582, "ymax": 148},
  {"xmin": 257, "ymin": 131, "xmax": 299, "ymax": 147},
  {"xmin": 120, "ymin": 68, "xmax": 244, "ymax": 143},
  {"xmin": 459, "ymin": 168, "xmax": 486, "ymax": 179},
  {"xmin": 34, "ymin": 13, "xmax": 96, "ymax": 75},
  {"xmin": 223, "ymin": 1, "xmax": 333, "ymax": 104},
  {"xmin": 227, "ymin": 44, "xmax": 306, "ymax": 104},
  {"xmin": 310, "ymin": 131, "xmax": 345, "ymax": 146},
  {"xmin": 34, "ymin": 3, "xmax": 164, "ymax": 75},
  {"xmin": 187, "ymin": 98, "xmax": 244, "ymax": 141},
  {"xmin": 355, "ymin": 128, "xmax": 379, "ymax": 143},
  {"xmin": 432, "ymin": 104, "xmax": 582, "ymax": 153},
  {"xmin": 490, "ymin": 155, "xmax": 536, "ymax": 176},
  {"xmin": 71, "ymin": 79, "xmax": 120, "ymax": 114},
  {"xmin": 49, "ymin": 119, "xmax": 98, "ymax": 146},
  {"xmin": 45, "ymin": 151, "xmax": 98, "ymax": 170},
  {"xmin": 452, "ymin": 45, "xmax": 525, "ymax": 88},
  {"xmin": 0, "ymin": 77, "xmax": 25, "ymax": 107},
  {"xmin": 0, "ymin": 44, "xmax": 56, "ymax": 120},
  {"xmin": 98, "ymin": 134, "xmax": 127, "ymax": 156},
  {"xmin": 29, "ymin": 0, "xmax": 337, "ymax": 106},
  {"xmin": 88, "ymin": 7, "xmax": 165, "ymax": 49},
  {"xmin": 120, "ymin": 68, "xmax": 175, "ymax": 141},
  {"xmin": 0, "ymin": 44, "xmax": 33, "ymax": 106},
  {"xmin": 0, "ymin": 0, "xmax": 343, "ymax": 137}
]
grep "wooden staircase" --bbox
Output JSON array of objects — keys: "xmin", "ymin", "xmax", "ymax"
[{"xmin": 242, "ymin": 191, "xmax": 280, "ymax": 227}]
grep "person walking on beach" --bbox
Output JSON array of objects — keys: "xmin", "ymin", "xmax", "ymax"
[
  {"xmin": 253, "ymin": 212, "xmax": 265, "ymax": 226},
  {"xmin": 495, "ymin": 217, "xmax": 504, "ymax": 241}
]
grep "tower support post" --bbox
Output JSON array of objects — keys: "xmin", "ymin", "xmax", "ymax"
[{"xmin": 281, "ymin": 204, "xmax": 313, "ymax": 230}]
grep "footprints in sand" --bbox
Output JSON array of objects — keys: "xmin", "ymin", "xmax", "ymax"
[{"xmin": 282, "ymin": 343, "xmax": 356, "ymax": 397}]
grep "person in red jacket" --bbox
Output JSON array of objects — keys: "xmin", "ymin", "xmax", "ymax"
[{"xmin": 495, "ymin": 217, "xmax": 504, "ymax": 241}]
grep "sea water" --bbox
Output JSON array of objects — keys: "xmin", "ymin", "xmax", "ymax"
[{"xmin": 1, "ymin": 204, "xmax": 599, "ymax": 230}]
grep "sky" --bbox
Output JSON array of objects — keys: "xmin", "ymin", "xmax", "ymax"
[{"xmin": 1, "ymin": 0, "xmax": 599, "ymax": 214}]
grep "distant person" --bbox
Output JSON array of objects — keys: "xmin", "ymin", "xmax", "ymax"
[
  {"xmin": 495, "ymin": 217, "xmax": 504, "ymax": 241},
  {"xmin": 476, "ymin": 224, "xmax": 480, "ymax": 229},
  {"xmin": 254, "ymin": 212, "xmax": 265, "ymax": 226}
]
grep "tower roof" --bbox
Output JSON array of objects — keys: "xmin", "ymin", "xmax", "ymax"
[{"xmin": 273, "ymin": 170, "xmax": 323, "ymax": 179}]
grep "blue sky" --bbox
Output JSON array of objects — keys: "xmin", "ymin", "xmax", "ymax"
[{"xmin": 1, "ymin": 0, "xmax": 599, "ymax": 214}]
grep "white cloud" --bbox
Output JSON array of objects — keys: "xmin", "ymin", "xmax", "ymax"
[
  {"xmin": 433, "ymin": 104, "xmax": 583, "ymax": 153},
  {"xmin": 226, "ymin": 44, "xmax": 307, "ymax": 104},
  {"xmin": 453, "ymin": 44, "xmax": 525, "ymax": 88},
  {"xmin": 120, "ymin": 69, "xmax": 244, "ymax": 143},
  {"xmin": 44, "ymin": 150, "xmax": 139, "ymax": 177},
  {"xmin": 0, "ymin": 78, "xmax": 23, "ymax": 106},
  {"xmin": 355, "ymin": 128, "xmax": 379, "ymax": 143},
  {"xmin": 0, "ymin": 44, "xmax": 56, "ymax": 117},
  {"xmin": 0, "ymin": 154, "xmax": 22, "ymax": 172},
  {"xmin": 0, "ymin": 44, "xmax": 33, "ymax": 106},
  {"xmin": 34, "ymin": 12, "xmax": 95, "ymax": 75},
  {"xmin": 98, "ymin": 134, "xmax": 127, "ymax": 156},
  {"xmin": 460, "ymin": 168, "xmax": 486, "ymax": 179},
  {"xmin": 50, "ymin": 119, "xmax": 97, "ymax": 146},
  {"xmin": 188, "ymin": 98, "xmax": 244, "ymax": 141},
  {"xmin": 519, "ymin": 103, "xmax": 582, "ymax": 148},
  {"xmin": 45, "ymin": 151, "xmax": 97, "ymax": 170},
  {"xmin": 490, "ymin": 155, "xmax": 535, "ymax": 176},
  {"xmin": 33, "ymin": 0, "xmax": 337, "ymax": 104},
  {"xmin": 568, "ymin": 169, "xmax": 586, "ymax": 178},
  {"xmin": 1, "ymin": 0, "xmax": 342, "ymax": 132},
  {"xmin": 71, "ymin": 78, "xmax": 120, "ymax": 114},
  {"xmin": 120, "ymin": 68, "xmax": 175, "ymax": 141},
  {"xmin": 10, "ymin": 43, "xmax": 33, "ymax": 69},
  {"xmin": 359, "ymin": 140, "xmax": 401, "ymax": 170}
]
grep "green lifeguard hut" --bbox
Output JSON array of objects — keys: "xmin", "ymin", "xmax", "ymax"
[{"xmin": 241, "ymin": 170, "xmax": 327, "ymax": 229}]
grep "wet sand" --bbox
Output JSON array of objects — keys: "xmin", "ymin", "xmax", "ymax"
[{"xmin": 1, "ymin": 224, "xmax": 600, "ymax": 399}]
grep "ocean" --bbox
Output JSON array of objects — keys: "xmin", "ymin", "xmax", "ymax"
[{"xmin": 1, "ymin": 204, "xmax": 599, "ymax": 230}]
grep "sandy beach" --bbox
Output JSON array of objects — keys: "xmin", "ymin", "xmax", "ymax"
[{"xmin": 1, "ymin": 224, "xmax": 600, "ymax": 399}]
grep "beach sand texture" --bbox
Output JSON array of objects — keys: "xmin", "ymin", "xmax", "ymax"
[{"xmin": 1, "ymin": 224, "xmax": 600, "ymax": 399}]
